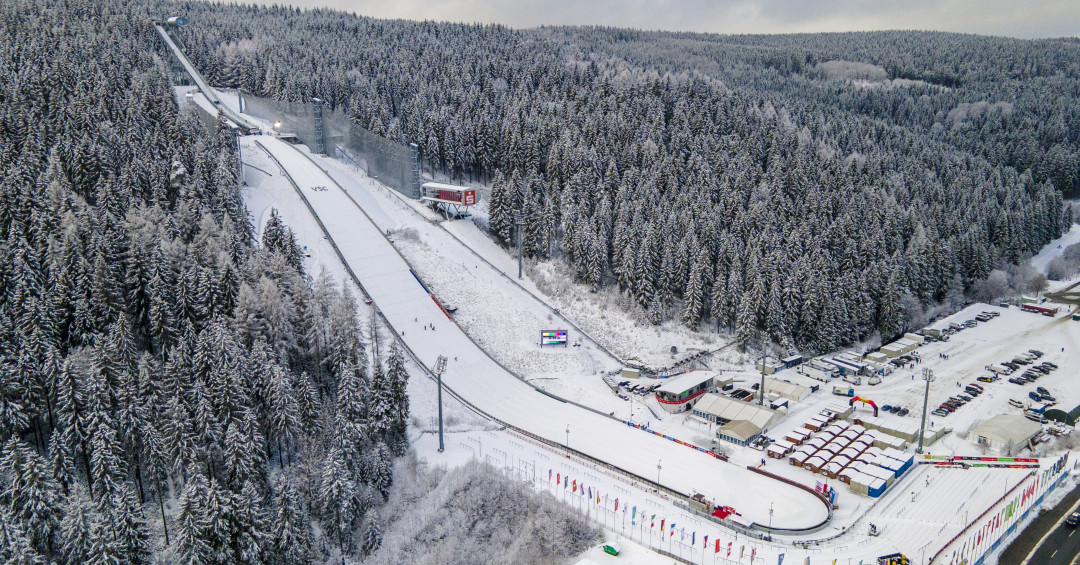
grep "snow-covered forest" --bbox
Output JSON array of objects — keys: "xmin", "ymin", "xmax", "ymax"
[
  {"xmin": 166, "ymin": 2, "xmax": 1079, "ymax": 352},
  {"xmin": 0, "ymin": 1, "xmax": 413, "ymax": 563}
]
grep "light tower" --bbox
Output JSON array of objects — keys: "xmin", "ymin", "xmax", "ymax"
[
  {"xmin": 433, "ymin": 355, "xmax": 447, "ymax": 452},
  {"xmin": 917, "ymin": 368, "xmax": 935, "ymax": 453}
]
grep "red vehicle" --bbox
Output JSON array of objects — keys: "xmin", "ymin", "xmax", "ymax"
[{"xmin": 1021, "ymin": 303, "xmax": 1058, "ymax": 316}]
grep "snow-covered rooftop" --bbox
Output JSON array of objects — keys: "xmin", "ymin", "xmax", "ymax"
[
  {"xmin": 655, "ymin": 370, "xmax": 718, "ymax": 394},
  {"xmin": 970, "ymin": 414, "xmax": 1042, "ymax": 447}
]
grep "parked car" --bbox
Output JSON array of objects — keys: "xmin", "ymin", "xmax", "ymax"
[
  {"xmin": 1028, "ymin": 391, "xmax": 1043, "ymax": 402},
  {"xmin": 1008, "ymin": 399, "xmax": 1026, "ymax": 409},
  {"xmin": 1041, "ymin": 393, "xmax": 1056, "ymax": 402},
  {"xmin": 932, "ymin": 408, "xmax": 950, "ymax": 417},
  {"xmin": 898, "ymin": 408, "xmax": 909, "ymax": 416},
  {"xmin": 957, "ymin": 394, "xmax": 973, "ymax": 402},
  {"xmin": 1043, "ymin": 362, "xmax": 1059, "ymax": 370},
  {"xmin": 1008, "ymin": 377, "xmax": 1024, "ymax": 385},
  {"xmin": 881, "ymin": 404, "xmax": 893, "ymax": 412},
  {"xmin": 1037, "ymin": 386, "xmax": 1050, "ymax": 396},
  {"xmin": 968, "ymin": 383, "xmax": 985, "ymax": 392},
  {"xmin": 978, "ymin": 376, "xmax": 996, "ymax": 383},
  {"xmin": 1029, "ymin": 349, "xmax": 1044, "ymax": 357}
]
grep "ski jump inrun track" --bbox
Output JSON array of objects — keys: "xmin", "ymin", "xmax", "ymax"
[{"xmin": 252, "ymin": 136, "xmax": 829, "ymax": 533}]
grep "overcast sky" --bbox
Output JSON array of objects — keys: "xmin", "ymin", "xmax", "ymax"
[{"xmin": 248, "ymin": 0, "xmax": 1079, "ymax": 39}]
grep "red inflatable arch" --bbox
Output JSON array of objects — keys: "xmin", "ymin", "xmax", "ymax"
[{"xmin": 849, "ymin": 396, "xmax": 879, "ymax": 417}]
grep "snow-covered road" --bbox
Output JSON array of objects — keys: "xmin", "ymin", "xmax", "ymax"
[{"xmin": 251, "ymin": 136, "xmax": 827, "ymax": 530}]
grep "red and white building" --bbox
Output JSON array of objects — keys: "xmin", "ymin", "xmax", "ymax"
[{"xmin": 654, "ymin": 371, "xmax": 726, "ymax": 413}]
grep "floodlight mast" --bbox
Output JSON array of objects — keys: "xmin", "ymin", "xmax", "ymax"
[
  {"xmin": 433, "ymin": 355, "xmax": 448, "ymax": 452},
  {"xmin": 916, "ymin": 368, "xmax": 935, "ymax": 454}
]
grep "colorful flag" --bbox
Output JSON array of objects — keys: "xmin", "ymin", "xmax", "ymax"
[
  {"xmin": 564, "ymin": 476, "xmax": 568, "ymax": 489},
  {"xmin": 572, "ymin": 479, "xmax": 576, "ymax": 493},
  {"xmin": 597, "ymin": 490, "xmax": 600, "ymax": 504},
  {"xmin": 549, "ymin": 469, "xmax": 552, "ymax": 481},
  {"xmin": 661, "ymin": 519, "xmax": 665, "ymax": 532},
  {"xmin": 588, "ymin": 486, "xmax": 591, "ymax": 499},
  {"xmin": 727, "ymin": 542, "xmax": 732, "ymax": 556},
  {"xmin": 615, "ymin": 498, "xmax": 619, "ymax": 512},
  {"xmin": 741, "ymin": 545, "xmax": 745, "ymax": 559},
  {"xmin": 692, "ymin": 532, "xmax": 695, "ymax": 545},
  {"xmin": 704, "ymin": 535, "xmax": 708, "ymax": 548},
  {"xmin": 777, "ymin": 554, "xmax": 784, "ymax": 565},
  {"xmin": 752, "ymin": 548, "xmax": 756, "ymax": 561}
]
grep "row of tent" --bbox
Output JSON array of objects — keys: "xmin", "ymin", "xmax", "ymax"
[{"xmin": 772, "ymin": 420, "xmax": 914, "ymax": 498}]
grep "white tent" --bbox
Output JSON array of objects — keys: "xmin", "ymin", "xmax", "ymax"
[{"xmin": 970, "ymin": 414, "xmax": 1043, "ymax": 452}]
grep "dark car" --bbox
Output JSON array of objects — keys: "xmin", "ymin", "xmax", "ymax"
[
  {"xmin": 1028, "ymin": 391, "xmax": 1043, "ymax": 402},
  {"xmin": 1067, "ymin": 512, "xmax": 1080, "ymax": 527},
  {"xmin": 1041, "ymin": 393, "xmax": 1057, "ymax": 402},
  {"xmin": 898, "ymin": 408, "xmax": 910, "ymax": 416},
  {"xmin": 1044, "ymin": 362, "xmax": 1059, "ymax": 370},
  {"xmin": 1029, "ymin": 349, "xmax": 1044, "ymax": 357},
  {"xmin": 1009, "ymin": 377, "xmax": 1024, "ymax": 385},
  {"xmin": 1037, "ymin": 386, "xmax": 1050, "ymax": 396}
]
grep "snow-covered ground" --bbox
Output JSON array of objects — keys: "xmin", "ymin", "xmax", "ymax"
[
  {"xmin": 218, "ymin": 84, "xmax": 1080, "ymax": 563},
  {"xmin": 1031, "ymin": 223, "xmax": 1080, "ymax": 274},
  {"xmin": 248, "ymin": 135, "xmax": 827, "ymax": 532}
]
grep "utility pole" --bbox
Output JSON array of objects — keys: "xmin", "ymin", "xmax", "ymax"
[
  {"xmin": 515, "ymin": 214, "xmax": 525, "ymax": 279},
  {"xmin": 433, "ymin": 355, "xmax": 447, "ymax": 452},
  {"xmin": 565, "ymin": 425, "xmax": 570, "ymax": 457},
  {"xmin": 759, "ymin": 353, "xmax": 767, "ymax": 406},
  {"xmin": 657, "ymin": 459, "xmax": 662, "ymax": 485},
  {"xmin": 917, "ymin": 368, "xmax": 935, "ymax": 454},
  {"xmin": 768, "ymin": 502, "xmax": 774, "ymax": 541}
]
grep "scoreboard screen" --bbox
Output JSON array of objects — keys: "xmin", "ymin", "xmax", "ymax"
[{"xmin": 540, "ymin": 330, "xmax": 568, "ymax": 346}]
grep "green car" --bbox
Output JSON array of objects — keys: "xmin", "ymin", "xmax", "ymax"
[{"xmin": 602, "ymin": 543, "xmax": 621, "ymax": 556}]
